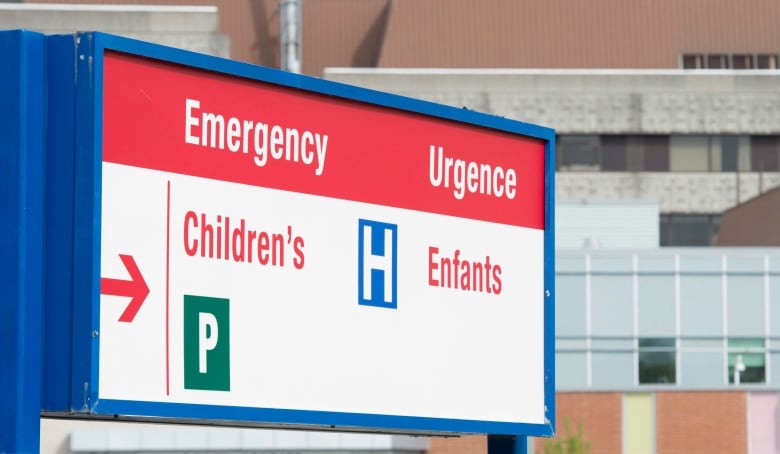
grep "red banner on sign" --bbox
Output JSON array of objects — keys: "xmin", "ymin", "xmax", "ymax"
[{"xmin": 102, "ymin": 52, "xmax": 545, "ymax": 229}]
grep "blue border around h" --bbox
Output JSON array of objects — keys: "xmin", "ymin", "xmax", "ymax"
[{"xmin": 357, "ymin": 219, "xmax": 398, "ymax": 309}]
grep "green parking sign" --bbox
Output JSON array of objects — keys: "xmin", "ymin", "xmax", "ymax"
[{"xmin": 184, "ymin": 295, "xmax": 230, "ymax": 391}]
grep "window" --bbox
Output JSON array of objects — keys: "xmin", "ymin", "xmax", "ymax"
[
  {"xmin": 719, "ymin": 136, "xmax": 740, "ymax": 171},
  {"xmin": 669, "ymin": 135, "xmax": 749, "ymax": 171},
  {"xmin": 640, "ymin": 136, "xmax": 670, "ymax": 171},
  {"xmin": 598, "ymin": 135, "xmax": 669, "ymax": 172},
  {"xmin": 670, "ymin": 136, "xmax": 709, "ymax": 171},
  {"xmin": 751, "ymin": 136, "xmax": 780, "ymax": 171},
  {"xmin": 557, "ymin": 135, "xmax": 600, "ymax": 170},
  {"xmin": 707, "ymin": 54, "xmax": 729, "ymax": 69},
  {"xmin": 728, "ymin": 338, "xmax": 766, "ymax": 384},
  {"xmin": 757, "ymin": 54, "xmax": 778, "ymax": 69},
  {"xmin": 682, "ymin": 53, "xmax": 779, "ymax": 70},
  {"xmin": 682, "ymin": 54, "xmax": 703, "ymax": 69},
  {"xmin": 638, "ymin": 338, "xmax": 676, "ymax": 384},
  {"xmin": 555, "ymin": 135, "xmax": 780, "ymax": 173},
  {"xmin": 660, "ymin": 214, "xmax": 721, "ymax": 246},
  {"xmin": 600, "ymin": 135, "xmax": 628, "ymax": 171},
  {"xmin": 732, "ymin": 54, "xmax": 754, "ymax": 70}
]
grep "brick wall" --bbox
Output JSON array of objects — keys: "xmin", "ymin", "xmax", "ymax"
[
  {"xmin": 656, "ymin": 391, "xmax": 747, "ymax": 454},
  {"xmin": 428, "ymin": 435, "xmax": 486, "ymax": 454},
  {"xmin": 430, "ymin": 391, "xmax": 750, "ymax": 454},
  {"xmin": 534, "ymin": 392, "xmax": 622, "ymax": 454}
]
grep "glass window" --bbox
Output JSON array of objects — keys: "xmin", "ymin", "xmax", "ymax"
[
  {"xmin": 706, "ymin": 54, "xmax": 729, "ymax": 69},
  {"xmin": 757, "ymin": 54, "xmax": 778, "ymax": 69},
  {"xmin": 639, "ymin": 338, "xmax": 676, "ymax": 384},
  {"xmin": 751, "ymin": 136, "xmax": 780, "ymax": 171},
  {"xmin": 601, "ymin": 135, "xmax": 628, "ymax": 171},
  {"xmin": 557, "ymin": 135, "xmax": 600, "ymax": 171},
  {"xmin": 623, "ymin": 136, "xmax": 670, "ymax": 171},
  {"xmin": 709, "ymin": 137, "xmax": 724, "ymax": 171},
  {"xmin": 682, "ymin": 54, "xmax": 703, "ymax": 69},
  {"xmin": 682, "ymin": 54, "xmax": 779, "ymax": 70},
  {"xmin": 737, "ymin": 136, "xmax": 752, "ymax": 171},
  {"xmin": 728, "ymin": 338, "xmax": 766, "ymax": 384},
  {"xmin": 732, "ymin": 54, "xmax": 754, "ymax": 70},
  {"xmin": 718, "ymin": 136, "xmax": 739, "ymax": 171},
  {"xmin": 708, "ymin": 136, "xmax": 751, "ymax": 172},
  {"xmin": 670, "ymin": 136, "xmax": 709, "ymax": 171},
  {"xmin": 683, "ymin": 54, "xmax": 779, "ymax": 70},
  {"xmin": 626, "ymin": 137, "xmax": 645, "ymax": 171},
  {"xmin": 660, "ymin": 214, "xmax": 721, "ymax": 246},
  {"xmin": 642, "ymin": 136, "xmax": 670, "ymax": 171},
  {"xmin": 555, "ymin": 134, "xmax": 780, "ymax": 173},
  {"xmin": 665, "ymin": 135, "xmax": 750, "ymax": 172}
]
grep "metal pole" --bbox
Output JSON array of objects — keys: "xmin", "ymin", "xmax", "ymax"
[
  {"xmin": 487, "ymin": 435, "xmax": 529, "ymax": 454},
  {"xmin": 279, "ymin": 0, "xmax": 302, "ymax": 73},
  {"xmin": 0, "ymin": 29, "xmax": 46, "ymax": 454}
]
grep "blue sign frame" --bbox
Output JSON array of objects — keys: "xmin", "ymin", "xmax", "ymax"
[
  {"xmin": 44, "ymin": 31, "xmax": 555, "ymax": 438},
  {"xmin": 0, "ymin": 30, "xmax": 46, "ymax": 454}
]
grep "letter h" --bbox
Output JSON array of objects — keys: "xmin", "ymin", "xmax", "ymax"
[{"xmin": 358, "ymin": 219, "xmax": 398, "ymax": 309}]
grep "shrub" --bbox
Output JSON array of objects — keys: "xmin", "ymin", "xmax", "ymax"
[{"xmin": 542, "ymin": 418, "xmax": 591, "ymax": 454}]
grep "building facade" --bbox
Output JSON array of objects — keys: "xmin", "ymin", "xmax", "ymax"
[
  {"xmin": 541, "ymin": 248, "xmax": 780, "ymax": 454},
  {"xmin": 26, "ymin": 0, "xmax": 780, "ymax": 248},
  {"xmin": 325, "ymin": 68, "xmax": 780, "ymax": 248}
]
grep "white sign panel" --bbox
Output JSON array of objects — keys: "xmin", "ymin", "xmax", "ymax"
[{"xmin": 85, "ymin": 40, "xmax": 554, "ymax": 436}]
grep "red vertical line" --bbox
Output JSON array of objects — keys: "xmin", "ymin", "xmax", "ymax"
[{"xmin": 166, "ymin": 180, "xmax": 171, "ymax": 395}]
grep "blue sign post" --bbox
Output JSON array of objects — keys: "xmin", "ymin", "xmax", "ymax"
[
  {"xmin": 489, "ymin": 434, "xmax": 530, "ymax": 454},
  {"xmin": 0, "ymin": 30, "xmax": 46, "ymax": 454}
]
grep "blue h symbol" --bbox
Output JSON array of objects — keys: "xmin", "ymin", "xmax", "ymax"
[{"xmin": 358, "ymin": 219, "xmax": 398, "ymax": 309}]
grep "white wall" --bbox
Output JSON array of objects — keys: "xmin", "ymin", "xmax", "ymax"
[
  {"xmin": 42, "ymin": 419, "xmax": 428, "ymax": 454},
  {"xmin": 557, "ymin": 200, "xmax": 659, "ymax": 249}
]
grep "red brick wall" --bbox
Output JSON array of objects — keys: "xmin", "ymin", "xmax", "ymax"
[
  {"xmin": 656, "ymin": 391, "xmax": 747, "ymax": 454},
  {"xmin": 434, "ymin": 392, "xmax": 748, "ymax": 454},
  {"xmin": 534, "ymin": 392, "xmax": 622, "ymax": 454},
  {"xmin": 428, "ymin": 435, "xmax": 486, "ymax": 454}
]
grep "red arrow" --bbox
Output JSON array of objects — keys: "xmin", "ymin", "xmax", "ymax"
[{"xmin": 100, "ymin": 254, "xmax": 150, "ymax": 323}]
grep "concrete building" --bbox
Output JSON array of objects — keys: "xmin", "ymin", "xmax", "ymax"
[
  {"xmin": 325, "ymin": 69, "xmax": 780, "ymax": 247},
  {"xmin": 26, "ymin": 1, "xmax": 780, "ymax": 248},
  {"xmin": 0, "ymin": 2, "xmax": 229, "ymax": 57}
]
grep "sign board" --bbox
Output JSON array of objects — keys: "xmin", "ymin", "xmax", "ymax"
[{"xmin": 59, "ymin": 32, "xmax": 555, "ymax": 436}]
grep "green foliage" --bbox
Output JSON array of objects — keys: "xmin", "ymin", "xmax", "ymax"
[{"xmin": 541, "ymin": 418, "xmax": 591, "ymax": 454}]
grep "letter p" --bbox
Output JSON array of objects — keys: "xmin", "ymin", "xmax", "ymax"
[{"xmin": 198, "ymin": 312, "xmax": 219, "ymax": 373}]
